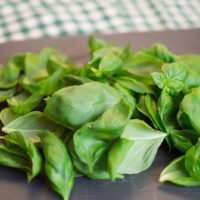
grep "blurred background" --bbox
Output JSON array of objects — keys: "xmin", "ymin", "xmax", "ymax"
[{"xmin": 0, "ymin": 0, "xmax": 200, "ymax": 43}]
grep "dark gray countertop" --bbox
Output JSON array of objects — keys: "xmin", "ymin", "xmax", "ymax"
[{"xmin": 0, "ymin": 28, "xmax": 200, "ymax": 200}]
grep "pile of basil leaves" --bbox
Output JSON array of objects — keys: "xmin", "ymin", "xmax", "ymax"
[{"xmin": 0, "ymin": 37, "xmax": 200, "ymax": 200}]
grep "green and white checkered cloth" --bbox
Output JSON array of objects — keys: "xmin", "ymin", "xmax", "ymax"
[{"xmin": 0, "ymin": 0, "xmax": 200, "ymax": 43}]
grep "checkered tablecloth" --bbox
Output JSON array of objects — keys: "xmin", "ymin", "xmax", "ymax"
[{"xmin": 0, "ymin": 0, "xmax": 200, "ymax": 43}]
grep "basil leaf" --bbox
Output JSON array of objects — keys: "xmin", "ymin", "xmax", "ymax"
[
  {"xmin": 7, "ymin": 91, "xmax": 43, "ymax": 114},
  {"xmin": 181, "ymin": 55, "xmax": 200, "ymax": 89},
  {"xmin": 140, "ymin": 43, "xmax": 176, "ymax": 63},
  {"xmin": 73, "ymin": 99, "xmax": 132, "ymax": 172},
  {"xmin": 185, "ymin": 70, "xmax": 200, "ymax": 90},
  {"xmin": 145, "ymin": 94, "xmax": 165, "ymax": 131},
  {"xmin": 4, "ymin": 132, "xmax": 42, "ymax": 181},
  {"xmin": 119, "ymin": 53, "xmax": 163, "ymax": 85},
  {"xmin": 108, "ymin": 119, "xmax": 166, "ymax": 180},
  {"xmin": 151, "ymin": 72, "xmax": 166, "ymax": 89},
  {"xmin": 63, "ymin": 74, "xmax": 92, "ymax": 86},
  {"xmin": 68, "ymin": 138, "xmax": 121, "ymax": 180},
  {"xmin": 47, "ymin": 55, "xmax": 77, "ymax": 75},
  {"xmin": 83, "ymin": 49, "xmax": 122, "ymax": 78},
  {"xmin": 158, "ymin": 90, "xmax": 178, "ymax": 133},
  {"xmin": 152, "ymin": 62, "xmax": 188, "ymax": 95},
  {"xmin": 97, "ymin": 52, "xmax": 122, "ymax": 77},
  {"xmin": 0, "ymin": 132, "xmax": 42, "ymax": 181},
  {"xmin": 20, "ymin": 67, "xmax": 65, "ymax": 95},
  {"xmin": 185, "ymin": 138, "xmax": 200, "ymax": 178},
  {"xmin": 44, "ymin": 82, "xmax": 121, "ymax": 130},
  {"xmin": 89, "ymin": 36, "xmax": 125, "ymax": 56},
  {"xmin": 180, "ymin": 55, "xmax": 200, "ymax": 72},
  {"xmin": 113, "ymin": 82, "xmax": 136, "ymax": 109},
  {"xmin": 7, "ymin": 53, "xmax": 24, "ymax": 71},
  {"xmin": 178, "ymin": 87, "xmax": 200, "ymax": 134},
  {"xmin": 89, "ymin": 36, "xmax": 110, "ymax": 52},
  {"xmin": 0, "ymin": 143, "xmax": 29, "ymax": 169},
  {"xmin": 24, "ymin": 48, "xmax": 66, "ymax": 81},
  {"xmin": 39, "ymin": 131, "xmax": 74, "ymax": 200},
  {"xmin": 160, "ymin": 156, "xmax": 200, "ymax": 186},
  {"xmin": 137, "ymin": 95, "xmax": 151, "ymax": 118},
  {"xmin": 0, "ymin": 108, "xmax": 20, "ymax": 126},
  {"xmin": 0, "ymin": 54, "xmax": 23, "ymax": 89},
  {"xmin": 2, "ymin": 111, "xmax": 64, "ymax": 142},
  {"xmin": 115, "ymin": 76, "xmax": 155, "ymax": 95},
  {"xmin": 0, "ymin": 87, "xmax": 16, "ymax": 103},
  {"xmin": 170, "ymin": 129, "xmax": 199, "ymax": 153}
]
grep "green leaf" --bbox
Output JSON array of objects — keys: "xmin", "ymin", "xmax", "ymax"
[
  {"xmin": 185, "ymin": 138, "xmax": 200, "ymax": 178},
  {"xmin": 21, "ymin": 48, "xmax": 70, "ymax": 95},
  {"xmin": 158, "ymin": 90, "xmax": 178, "ymax": 133},
  {"xmin": 183, "ymin": 55, "xmax": 200, "ymax": 89},
  {"xmin": 152, "ymin": 62, "xmax": 188, "ymax": 95},
  {"xmin": 185, "ymin": 70, "xmax": 200, "ymax": 90},
  {"xmin": 159, "ymin": 156, "xmax": 200, "ymax": 186},
  {"xmin": 151, "ymin": 72, "xmax": 166, "ymax": 88},
  {"xmin": 89, "ymin": 36, "xmax": 126, "ymax": 56},
  {"xmin": 7, "ymin": 91, "xmax": 43, "ymax": 114},
  {"xmin": 68, "ymin": 138, "xmax": 123, "ymax": 180},
  {"xmin": 177, "ymin": 111, "xmax": 193, "ymax": 130},
  {"xmin": 24, "ymin": 48, "xmax": 66, "ymax": 81},
  {"xmin": 145, "ymin": 94, "xmax": 165, "ymax": 131},
  {"xmin": 136, "ymin": 95, "xmax": 150, "ymax": 118},
  {"xmin": 163, "ymin": 61, "xmax": 188, "ymax": 82},
  {"xmin": 115, "ymin": 76, "xmax": 155, "ymax": 95},
  {"xmin": 0, "ymin": 143, "xmax": 29, "ymax": 169},
  {"xmin": 63, "ymin": 74, "xmax": 92, "ymax": 86},
  {"xmin": 44, "ymin": 82, "xmax": 121, "ymax": 130},
  {"xmin": 113, "ymin": 82, "xmax": 136, "ymax": 109},
  {"xmin": 180, "ymin": 55, "xmax": 200, "ymax": 89},
  {"xmin": 92, "ymin": 48, "xmax": 111, "ymax": 59},
  {"xmin": 140, "ymin": 43, "xmax": 176, "ymax": 63},
  {"xmin": 108, "ymin": 119, "xmax": 166, "ymax": 180},
  {"xmin": 2, "ymin": 111, "xmax": 64, "ymax": 142},
  {"xmin": 47, "ymin": 54, "xmax": 76, "ymax": 75},
  {"xmin": 3, "ymin": 132, "xmax": 42, "ymax": 181},
  {"xmin": 38, "ymin": 131, "xmax": 74, "ymax": 200},
  {"xmin": 24, "ymin": 53, "xmax": 49, "ymax": 81},
  {"xmin": 20, "ymin": 67, "xmax": 66, "ymax": 95},
  {"xmin": 89, "ymin": 36, "xmax": 110, "ymax": 52},
  {"xmin": 119, "ymin": 53, "xmax": 163, "ymax": 85},
  {"xmin": 6, "ymin": 54, "xmax": 24, "ymax": 79},
  {"xmin": 170, "ymin": 129, "xmax": 198, "ymax": 153},
  {"xmin": 0, "ymin": 87, "xmax": 16, "ymax": 102},
  {"xmin": 86, "ymin": 37, "xmax": 131, "ymax": 78},
  {"xmin": 0, "ymin": 108, "xmax": 20, "ymax": 126},
  {"xmin": 73, "ymin": 99, "xmax": 132, "ymax": 172},
  {"xmin": 83, "ymin": 49, "xmax": 122, "ymax": 78},
  {"xmin": 97, "ymin": 52, "xmax": 122, "ymax": 77},
  {"xmin": 178, "ymin": 87, "xmax": 200, "ymax": 134},
  {"xmin": 120, "ymin": 44, "xmax": 132, "ymax": 61},
  {"xmin": 0, "ymin": 54, "xmax": 23, "ymax": 89},
  {"xmin": 179, "ymin": 55, "xmax": 200, "ymax": 72},
  {"xmin": 171, "ymin": 134, "xmax": 192, "ymax": 153}
]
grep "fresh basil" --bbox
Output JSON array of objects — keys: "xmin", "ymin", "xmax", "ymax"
[
  {"xmin": 39, "ymin": 131, "xmax": 74, "ymax": 200},
  {"xmin": 160, "ymin": 156, "xmax": 200, "ymax": 186},
  {"xmin": 108, "ymin": 119, "xmax": 166, "ymax": 180},
  {"xmin": 152, "ymin": 62, "xmax": 188, "ymax": 95},
  {"xmin": 0, "ymin": 132, "xmax": 42, "ymax": 181},
  {"xmin": 7, "ymin": 91, "xmax": 43, "ymax": 114},
  {"xmin": 0, "ymin": 38, "xmax": 200, "ymax": 198},
  {"xmin": 44, "ymin": 82, "xmax": 121, "ymax": 130},
  {"xmin": 2, "ymin": 111, "xmax": 64, "ymax": 142}
]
